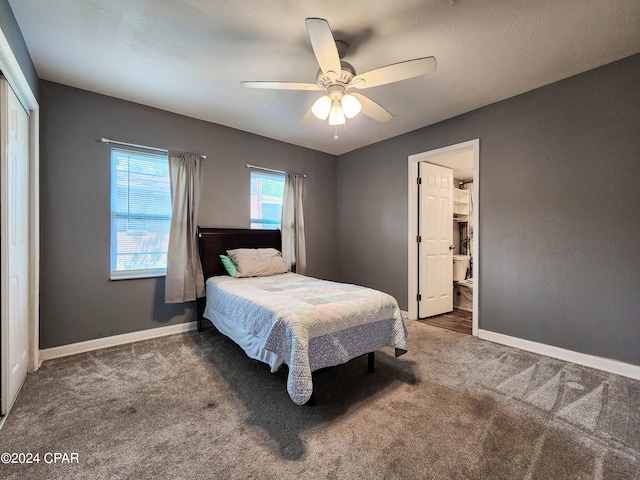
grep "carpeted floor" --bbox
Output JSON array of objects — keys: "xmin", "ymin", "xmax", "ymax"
[{"xmin": 1, "ymin": 320, "xmax": 638, "ymax": 479}]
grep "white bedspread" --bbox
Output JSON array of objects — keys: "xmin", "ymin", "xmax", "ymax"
[{"xmin": 203, "ymin": 273, "xmax": 408, "ymax": 405}]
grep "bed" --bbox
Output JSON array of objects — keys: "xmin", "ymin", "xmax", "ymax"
[{"xmin": 196, "ymin": 227, "xmax": 408, "ymax": 405}]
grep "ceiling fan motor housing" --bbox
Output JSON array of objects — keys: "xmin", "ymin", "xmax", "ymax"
[{"xmin": 316, "ymin": 61, "xmax": 356, "ymax": 88}]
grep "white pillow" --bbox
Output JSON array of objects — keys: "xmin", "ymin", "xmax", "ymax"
[{"xmin": 226, "ymin": 248, "xmax": 289, "ymax": 277}]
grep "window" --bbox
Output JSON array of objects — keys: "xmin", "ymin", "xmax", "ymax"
[
  {"xmin": 110, "ymin": 147, "xmax": 172, "ymax": 279},
  {"xmin": 250, "ymin": 170, "xmax": 285, "ymax": 229}
]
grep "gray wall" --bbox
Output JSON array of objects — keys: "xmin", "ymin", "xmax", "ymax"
[
  {"xmin": 39, "ymin": 81, "xmax": 337, "ymax": 348},
  {"xmin": 0, "ymin": 0, "xmax": 39, "ymax": 100},
  {"xmin": 337, "ymin": 54, "xmax": 640, "ymax": 366},
  {"xmin": 35, "ymin": 53, "xmax": 640, "ymax": 366}
]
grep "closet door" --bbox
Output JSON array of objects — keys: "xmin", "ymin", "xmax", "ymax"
[
  {"xmin": 418, "ymin": 162, "xmax": 453, "ymax": 318},
  {"xmin": 1, "ymin": 77, "xmax": 30, "ymax": 415}
]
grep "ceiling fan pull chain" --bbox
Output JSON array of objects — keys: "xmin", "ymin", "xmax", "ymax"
[{"xmin": 334, "ymin": 125, "xmax": 339, "ymax": 140}]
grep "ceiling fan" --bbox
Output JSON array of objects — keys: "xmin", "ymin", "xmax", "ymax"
[{"xmin": 241, "ymin": 18, "xmax": 437, "ymax": 129}]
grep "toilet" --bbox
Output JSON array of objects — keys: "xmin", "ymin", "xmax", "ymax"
[
  {"xmin": 453, "ymin": 255, "xmax": 470, "ymax": 281},
  {"xmin": 453, "ymin": 255, "xmax": 473, "ymax": 311},
  {"xmin": 454, "ymin": 278, "xmax": 473, "ymax": 311}
]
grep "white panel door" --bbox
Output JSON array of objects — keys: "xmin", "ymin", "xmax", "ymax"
[
  {"xmin": 418, "ymin": 162, "xmax": 453, "ymax": 318},
  {"xmin": 1, "ymin": 78, "xmax": 30, "ymax": 415}
]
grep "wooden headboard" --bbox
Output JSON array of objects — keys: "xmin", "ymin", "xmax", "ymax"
[
  {"xmin": 197, "ymin": 227, "xmax": 282, "ymax": 280},
  {"xmin": 196, "ymin": 227, "xmax": 282, "ymax": 329}
]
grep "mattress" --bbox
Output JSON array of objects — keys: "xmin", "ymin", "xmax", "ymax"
[{"xmin": 203, "ymin": 272, "xmax": 408, "ymax": 404}]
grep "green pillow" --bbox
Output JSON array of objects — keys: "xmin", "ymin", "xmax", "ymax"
[{"xmin": 219, "ymin": 255, "xmax": 238, "ymax": 277}]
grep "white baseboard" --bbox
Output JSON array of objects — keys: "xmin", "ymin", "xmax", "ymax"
[
  {"xmin": 478, "ymin": 329, "xmax": 640, "ymax": 381},
  {"xmin": 38, "ymin": 322, "xmax": 198, "ymax": 366}
]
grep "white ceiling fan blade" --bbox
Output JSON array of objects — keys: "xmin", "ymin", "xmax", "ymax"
[
  {"xmin": 241, "ymin": 81, "xmax": 324, "ymax": 91},
  {"xmin": 350, "ymin": 57, "xmax": 437, "ymax": 89},
  {"xmin": 301, "ymin": 107, "xmax": 316, "ymax": 125},
  {"xmin": 305, "ymin": 18, "xmax": 341, "ymax": 79},
  {"xmin": 351, "ymin": 93, "xmax": 393, "ymax": 123}
]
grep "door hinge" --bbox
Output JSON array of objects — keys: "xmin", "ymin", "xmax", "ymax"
[
  {"xmin": 417, "ymin": 294, "xmax": 422, "ymax": 301},
  {"xmin": 417, "ymin": 177, "xmax": 422, "ymax": 185},
  {"xmin": 416, "ymin": 235, "xmax": 421, "ymax": 243}
]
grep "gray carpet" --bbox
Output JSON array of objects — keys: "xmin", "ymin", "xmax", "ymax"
[{"xmin": 1, "ymin": 320, "xmax": 638, "ymax": 479}]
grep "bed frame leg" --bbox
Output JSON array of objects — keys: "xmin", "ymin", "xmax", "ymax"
[
  {"xmin": 368, "ymin": 352, "xmax": 375, "ymax": 373},
  {"xmin": 196, "ymin": 297, "xmax": 205, "ymax": 332}
]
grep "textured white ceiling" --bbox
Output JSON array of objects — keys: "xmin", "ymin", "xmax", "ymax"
[{"xmin": 9, "ymin": 0, "xmax": 640, "ymax": 155}]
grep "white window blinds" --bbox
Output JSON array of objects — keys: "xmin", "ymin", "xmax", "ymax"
[
  {"xmin": 110, "ymin": 147, "xmax": 172, "ymax": 279},
  {"xmin": 250, "ymin": 170, "xmax": 285, "ymax": 230}
]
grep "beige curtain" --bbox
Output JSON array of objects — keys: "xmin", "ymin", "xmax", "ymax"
[
  {"xmin": 165, "ymin": 151, "xmax": 204, "ymax": 303},
  {"xmin": 281, "ymin": 172, "xmax": 306, "ymax": 274}
]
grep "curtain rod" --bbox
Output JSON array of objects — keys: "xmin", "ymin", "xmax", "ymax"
[
  {"xmin": 246, "ymin": 164, "xmax": 306, "ymax": 178},
  {"xmin": 101, "ymin": 138, "xmax": 206, "ymax": 159}
]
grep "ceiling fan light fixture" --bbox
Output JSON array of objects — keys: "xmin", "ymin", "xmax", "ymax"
[
  {"xmin": 311, "ymin": 95, "xmax": 331, "ymax": 120},
  {"xmin": 341, "ymin": 94, "xmax": 361, "ymax": 118},
  {"xmin": 328, "ymin": 99, "xmax": 346, "ymax": 125}
]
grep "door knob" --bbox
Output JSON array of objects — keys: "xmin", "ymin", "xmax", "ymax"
[{"xmin": 449, "ymin": 245, "xmax": 454, "ymax": 250}]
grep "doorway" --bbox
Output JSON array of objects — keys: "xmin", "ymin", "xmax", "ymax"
[{"xmin": 407, "ymin": 139, "xmax": 479, "ymax": 336}]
